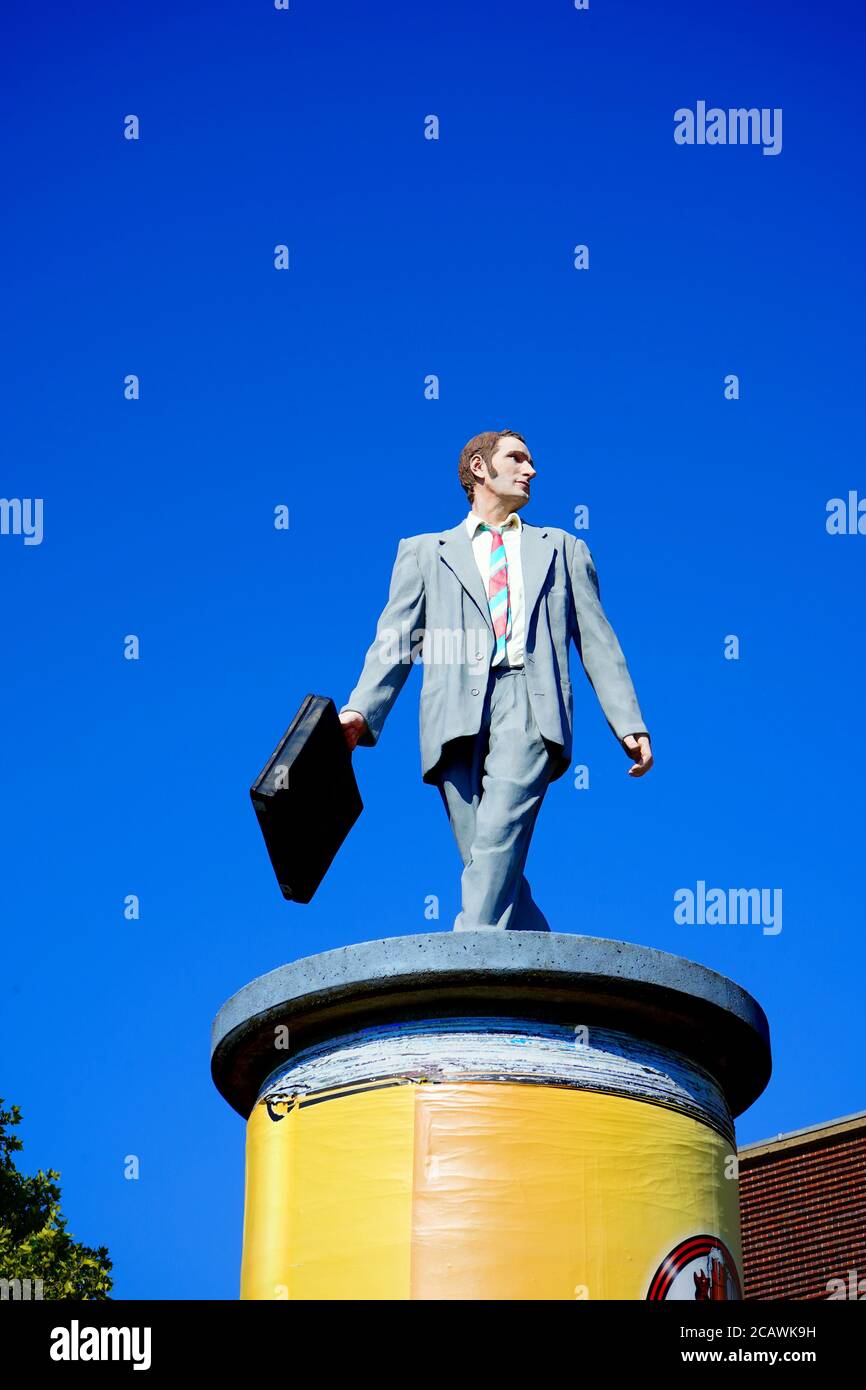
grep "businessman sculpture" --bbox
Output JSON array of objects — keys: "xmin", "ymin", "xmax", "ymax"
[{"xmin": 339, "ymin": 429, "xmax": 653, "ymax": 932}]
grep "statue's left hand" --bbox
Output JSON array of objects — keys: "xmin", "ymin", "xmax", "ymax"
[{"xmin": 622, "ymin": 733, "xmax": 653, "ymax": 777}]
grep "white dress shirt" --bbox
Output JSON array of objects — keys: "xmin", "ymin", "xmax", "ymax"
[{"xmin": 465, "ymin": 510, "xmax": 525, "ymax": 667}]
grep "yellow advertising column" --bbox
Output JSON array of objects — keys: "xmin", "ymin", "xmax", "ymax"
[{"xmin": 211, "ymin": 934, "xmax": 770, "ymax": 1302}]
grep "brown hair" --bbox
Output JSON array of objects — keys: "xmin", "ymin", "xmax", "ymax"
[{"xmin": 458, "ymin": 428, "xmax": 527, "ymax": 505}]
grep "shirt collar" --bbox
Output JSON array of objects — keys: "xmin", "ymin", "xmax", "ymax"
[{"xmin": 465, "ymin": 510, "xmax": 522, "ymax": 539}]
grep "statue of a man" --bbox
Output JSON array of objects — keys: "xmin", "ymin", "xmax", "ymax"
[{"xmin": 339, "ymin": 429, "xmax": 653, "ymax": 931}]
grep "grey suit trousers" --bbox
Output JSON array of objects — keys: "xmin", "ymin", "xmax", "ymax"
[{"xmin": 433, "ymin": 664, "xmax": 556, "ymax": 932}]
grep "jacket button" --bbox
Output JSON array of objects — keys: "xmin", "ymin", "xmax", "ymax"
[{"xmin": 471, "ymin": 688, "xmax": 479, "ymax": 696}]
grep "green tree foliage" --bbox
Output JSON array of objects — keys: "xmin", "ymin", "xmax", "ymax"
[{"xmin": 0, "ymin": 1098, "xmax": 112, "ymax": 1299}]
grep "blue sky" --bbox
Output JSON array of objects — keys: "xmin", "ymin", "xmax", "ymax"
[{"xmin": 2, "ymin": 0, "xmax": 864, "ymax": 1298}]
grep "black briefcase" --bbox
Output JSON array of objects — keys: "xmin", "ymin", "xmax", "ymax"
[{"xmin": 250, "ymin": 695, "xmax": 363, "ymax": 903}]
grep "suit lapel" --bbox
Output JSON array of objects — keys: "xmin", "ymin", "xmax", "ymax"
[
  {"xmin": 438, "ymin": 521, "xmax": 493, "ymax": 632},
  {"xmin": 438, "ymin": 518, "xmax": 556, "ymax": 635},
  {"xmin": 520, "ymin": 522, "xmax": 556, "ymax": 626}
]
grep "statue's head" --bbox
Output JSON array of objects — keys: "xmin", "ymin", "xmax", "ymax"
[{"xmin": 458, "ymin": 429, "xmax": 535, "ymax": 513}]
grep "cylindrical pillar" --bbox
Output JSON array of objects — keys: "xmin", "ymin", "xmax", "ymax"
[{"xmin": 211, "ymin": 933, "xmax": 770, "ymax": 1301}]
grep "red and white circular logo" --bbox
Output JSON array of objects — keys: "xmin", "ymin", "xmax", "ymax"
[{"xmin": 647, "ymin": 1235, "xmax": 742, "ymax": 1301}]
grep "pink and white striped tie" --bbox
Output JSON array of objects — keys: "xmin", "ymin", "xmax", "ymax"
[{"xmin": 479, "ymin": 523, "xmax": 512, "ymax": 665}]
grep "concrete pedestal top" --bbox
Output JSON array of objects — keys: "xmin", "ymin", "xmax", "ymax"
[{"xmin": 211, "ymin": 932, "xmax": 771, "ymax": 1120}]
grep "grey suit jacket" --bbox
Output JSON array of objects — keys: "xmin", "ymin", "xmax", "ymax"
[{"xmin": 341, "ymin": 519, "xmax": 649, "ymax": 785}]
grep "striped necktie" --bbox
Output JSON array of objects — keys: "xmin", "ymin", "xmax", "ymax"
[{"xmin": 479, "ymin": 522, "xmax": 512, "ymax": 665}]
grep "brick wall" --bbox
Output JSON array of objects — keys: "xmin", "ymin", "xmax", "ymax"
[{"xmin": 738, "ymin": 1114, "xmax": 866, "ymax": 1301}]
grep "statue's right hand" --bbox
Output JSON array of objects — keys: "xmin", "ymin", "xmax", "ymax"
[{"xmin": 339, "ymin": 709, "xmax": 368, "ymax": 752}]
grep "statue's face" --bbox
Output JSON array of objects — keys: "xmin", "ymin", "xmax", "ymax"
[{"xmin": 475, "ymin": 435, "xmax": 536, "ymax": 510}]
